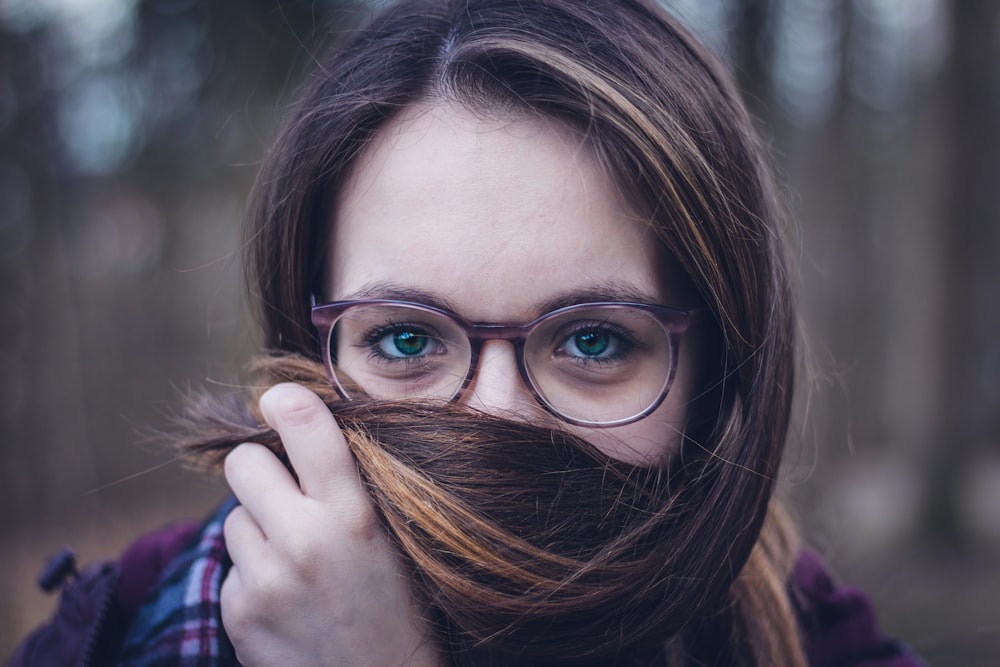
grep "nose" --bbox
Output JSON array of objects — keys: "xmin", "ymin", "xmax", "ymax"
[{"xmin": 460, "ymin": 340, "xmax": 543, "ymax": 422}]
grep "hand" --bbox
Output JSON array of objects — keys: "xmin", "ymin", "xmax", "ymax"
[{"xmin": 220, "ymin": 383, "xmax": 442, "ymax": 666}]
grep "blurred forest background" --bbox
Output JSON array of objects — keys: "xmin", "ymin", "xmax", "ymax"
[{"xmin": 1, "ymin": 0, "xmax": 997, "ymax": 662}]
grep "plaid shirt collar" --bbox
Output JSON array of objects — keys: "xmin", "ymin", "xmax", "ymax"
[{"xmin": 118, "ymin": 497, "xmax": 239, "ymax": 666}]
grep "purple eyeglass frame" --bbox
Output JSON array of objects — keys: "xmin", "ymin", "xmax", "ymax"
[{"xmin": 310, "ymin": 299, "xmax": 697, "ymax": 427}]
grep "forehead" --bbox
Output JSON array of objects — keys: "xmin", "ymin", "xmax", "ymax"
[{"xmin": 326, "ymin": 102, "xmax": 671, "ymax": 320}]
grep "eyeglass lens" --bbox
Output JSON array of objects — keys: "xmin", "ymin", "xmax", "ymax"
[{"xmin": 327, "ymin": 303, "xmax": 673, "ymax": 424}]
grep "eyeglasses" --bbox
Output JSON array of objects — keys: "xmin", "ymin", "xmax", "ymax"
[{"xmin": 310, "ymin": 299, "xmax": 696, "ymax": 427}]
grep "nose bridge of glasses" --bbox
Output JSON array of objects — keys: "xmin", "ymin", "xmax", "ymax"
[
  {"xmin": 460, "ymin": 337, "xmax": 542, "ymax": 415},
  {"xmin": 464, "ymin": 322, "xmax": 534, "ymax": 344},
  {"xmin": 466, "ymin": 335, "xmax": 529, "ymax": 383},
  {"xmin": 463, "ymin": 324, "xmax": 533, "ymax": 387}
]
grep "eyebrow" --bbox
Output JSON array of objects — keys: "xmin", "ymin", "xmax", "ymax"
[
  {"xmin": 534, "ymin": 285, "xmax": 662, "ymax": 314},
  {"xmin": 338, "ymin": 282, "xmax": 462, "ymax": 313},
  {"xmin": 338, "ymin": 280, "xmax": 662, "ymax": 321}
]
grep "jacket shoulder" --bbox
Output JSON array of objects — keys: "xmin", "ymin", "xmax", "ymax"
[
  {"xmin": 7, "ymin": 521, "xmax": 200, "ymax": 667},
  {"xmin": 793, "ymin": 549, "xmax": 927, "ymax": 667}
]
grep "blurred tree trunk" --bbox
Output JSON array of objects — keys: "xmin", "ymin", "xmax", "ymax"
[
  {"xmin": 0, "ymin": 23, "xmax": 70, "ymax": 531},
  {"xmin": 730, "ymin": 0, "xmax": 772, "ymax": 122},
  {"xmin": 923, "ymin": 0, "xmax": 1000, "ymax": 547}
]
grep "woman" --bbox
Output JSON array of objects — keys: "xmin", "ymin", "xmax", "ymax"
[{"xmin": 12, "ymin": 0, "xmax": 924, "ymax": 665}]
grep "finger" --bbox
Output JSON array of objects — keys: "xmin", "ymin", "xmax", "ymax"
[
  {"xmin": 225, "ymin": 443, "xmax": 303, "ymax": 534},
  {"xmin": 220, "ymin": 564, "xmax": 241, "ymax": 612},
  {"xmin": 258, "ymin": 383, "xmax": 361, "ymax": 500},
  {"xmin": 219, "ymin": 565, "xmax": 248, "ymax": 646},
  {"xmin": 223, "ymin": 504, "xmax": 266, "ymax": 569}
]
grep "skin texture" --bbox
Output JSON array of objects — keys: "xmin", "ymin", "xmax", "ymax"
[{"xmin": 222, "ymin": 102, "xmax": 700, "ymax": 665}]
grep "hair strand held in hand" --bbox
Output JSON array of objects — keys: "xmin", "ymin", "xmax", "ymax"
[{"xmin": 176, "ymin": 354, "xmax": 803, "ymax": 665}]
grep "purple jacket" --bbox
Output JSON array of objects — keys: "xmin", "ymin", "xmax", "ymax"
[
  {"xmin": 8, "ymin": 518, "xmax": 924, "ymax": 666},
  {"xmin": 9, "ymin": 522, "xmax": 200, "ymax": 667}
]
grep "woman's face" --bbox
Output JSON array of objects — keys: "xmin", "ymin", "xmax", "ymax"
[{"xmin": 326, "ymin": 102, "xmax": 700, "ymax": 464}]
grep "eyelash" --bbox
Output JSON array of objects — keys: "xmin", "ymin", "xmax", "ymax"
[
  {"xmin": 558, "ymin": 321, "xmax": 638, "ymax": 362},
  {"xmin": 353, "ymin": 317, "xmax": 640, "ymax": 368},
  {"xmin": 359, "ymin": 321, "xmax": 437, "ymax": 364}
]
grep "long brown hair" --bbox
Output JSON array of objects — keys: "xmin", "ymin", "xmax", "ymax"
[{"xmin": 186, "ymin": 1, "xmax": 804, "ymax": 664}]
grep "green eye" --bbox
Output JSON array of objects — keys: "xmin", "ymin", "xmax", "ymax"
[
  {"xmin": 572, "ymin": 331, "xmax": 610, "ymax": 357},
  {"xmin": 383, "ymin": 330, "xmax": 428, "ymax": 357}
]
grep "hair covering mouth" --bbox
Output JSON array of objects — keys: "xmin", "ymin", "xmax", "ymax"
[{"xmin": 178, "ymin": 355, "xmax": 756, "ymax": 662}]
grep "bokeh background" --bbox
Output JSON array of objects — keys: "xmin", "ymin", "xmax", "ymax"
[{"xmin": 1, "ymin": 0, "xmax": 997, "ymax": 662}]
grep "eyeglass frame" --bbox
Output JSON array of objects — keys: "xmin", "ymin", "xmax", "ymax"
[{"xmin": 310, "ymin": 298, "xmax": 698, "ymax": 427}]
